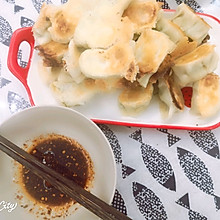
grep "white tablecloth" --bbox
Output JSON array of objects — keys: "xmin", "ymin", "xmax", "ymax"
[{"xmin": 0, "ymin": 0, "xmax": 220, "ymax": 219}]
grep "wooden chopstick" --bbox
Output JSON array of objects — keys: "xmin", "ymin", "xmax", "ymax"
[{"xmin": 0, "ymin": 135, "xmax": 132, "ymax": 220}]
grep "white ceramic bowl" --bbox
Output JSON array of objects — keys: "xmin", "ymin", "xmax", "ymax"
[{"xmin": 0, "ymin": 106, "xmax": 116, "ymax": 220}]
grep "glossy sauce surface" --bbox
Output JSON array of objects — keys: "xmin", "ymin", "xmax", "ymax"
[{"xmin": 21, "ymin": 134, "xmax": 94, "ymax": 207}]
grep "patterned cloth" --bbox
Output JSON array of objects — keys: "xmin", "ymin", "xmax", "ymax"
[{"xmin": 0, "ymin": 0, "xmax": 220, "ymax": 219}]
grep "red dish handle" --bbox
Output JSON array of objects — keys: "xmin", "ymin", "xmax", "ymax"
[{"xmin": 7, "ymin": 26, "xmax": 35, "ymax": 106}]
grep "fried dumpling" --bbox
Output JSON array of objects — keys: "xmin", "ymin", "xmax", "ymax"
[
  {"xmin": 50, "ymin": 0, "xmax": 104, "ymax": 43},
  {"xmin": 119, "ymin": 82, "xmax": 154, "ymax": 113},
  {"xmin": 33, "ymin": 3, "xmax": 76, "ymax": 44},
  {"xmin": 170, "ymin": 36, "xmax": 198, "ymax": 60},
  {"xmin": 50, "ymin": 78, "xmax": 99, "ymax": 106},
  {"xmin": 156, "ymin": 16, "xmax": 186, "ymax": 44},
  {"xmin": 47, "ymin": 9, "xmax": 77, "ymax": 44},
  {"xmin": 171, "ymin": 3, "xmax": 210, "ymax": 44},
  {"xmin": 191, "ymin": 73, "xmax": 220, "ymax": 117},
  {"xmin": 172, "ymin": 44, "xmax": 219, "ymax": 87},
  {"xmin": 116, "ymin": 16, "xmax": 135, "ymax": 45},
  {"xmin": 79, "ymin": 42, "xmax": 138, "ymax": 82},
  {"xmin": 164, "ymin": 71, "xmax": 184, "ymax": 111},
  {"xmin": 74, "ymin": 12, "xmax": 119, "ymax": 49},
  {"xmin": 74, "ymin": 3, "xmax": 133, "ymax": 49},
  {"xmin": 94, "ymin": 78, "xmax": 122, "ymax": 92},
  {"xmin": 123, "ymin": 0, "xmax": 161, "ymax": 32},
  {"xmin": 135, "ymin": 29, "xmax": 176, "ymax": 74},
  {"xmin": 158, "ymin": 79, "xmax": 177, "ymax": 119},
  {"xmin": 35, "ymin": 41, "xmax": 68, "ymax": 67},
  {"xmin": 33, "ymin": 0, "xmax": 102, "ymax": 44},
  {"xmin": 62, "ymin": 39, "xmax": 85, "ymax": 84},
  {"xmin": 158, "ymin": 72, "xmax": 184, "ymax": 119},
  {"xmin": 32, "ymin": 3, "xmax": 56, "ymax": 45}
]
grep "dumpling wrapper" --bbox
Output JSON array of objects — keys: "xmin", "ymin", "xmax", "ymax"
[
  {"xmin": 32, "ymin": 3, "xmax": 56, "ymax": 45},
  {"xmin": 35, "ymin": 40, "xmax": 68, "ymax": 67},
  {"xmin": 79, "ymin": 42, "xmax": 138, "ymax": 82},
  {"xmin": 164, "ymin": 71, "xmax": 184, "ymax": 111},
  {"xmin": 135, "ymin": 29, "xmax": 176, "ymax": 74},
  {"xmin": 156, "ymin": 16, "xmax": 186, "ymax": 44},
  {"xmin": 123, "ymin": 0, "xmax": 161, "ymax": 32},
  {"xmin": 171, "ymin": 3, "xmax": 210, "ymax": 44},
  {"xmin": 158, "ymin": 75, "xmax": 183, "ymax": 119},
  {"xmin": 170, "ymin": 36, "xmax": 198, "ymax": 60},
  {"xmin": 50, "ymin": 77, "xmax": 99, "ymax": 106},
  {"xmin": 33, "ymin": 0, "xmax": 102, "ymax": 44},
  {"xmin": 74, "ymin": 0, "xmax": 132, "ymax": 48},
  {"xmin": 172, "ymin": 44, "xmax": 219, "ymax": 87},
  {"xmin": 119, "ymin": 83, "xmax": 154, "ymax": 113},
  {"xmin": 191, "ymin": 73, "xmax": 220, "ymax": 117},
  {"xmin": 63, "ymin": 39, "xmax": 85, "ymax": 84},
  {"xmin": 50, "ymin": 0, "xmax": 105, "ymax": 43}
]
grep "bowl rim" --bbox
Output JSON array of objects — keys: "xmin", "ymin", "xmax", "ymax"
[{"xmin": 0, "ymin": 105, "xmax": 117, "ymax": 217}]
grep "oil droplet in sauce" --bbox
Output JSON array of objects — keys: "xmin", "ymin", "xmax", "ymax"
[{"xmin": 21, "ymin": 134, "xmax": 94, "ymax": 207}]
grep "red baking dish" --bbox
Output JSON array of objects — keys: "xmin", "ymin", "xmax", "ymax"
[{"xmin": 7, "ymin": 11, "xmax": 220, "ymax": 130}]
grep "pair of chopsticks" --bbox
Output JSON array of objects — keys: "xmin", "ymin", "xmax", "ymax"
[{"xmin": 0, "ymin": 135, "xmax": 131, "ymax": 220}]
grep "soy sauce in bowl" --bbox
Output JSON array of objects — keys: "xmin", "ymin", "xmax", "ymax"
[{"xmin": 20, "ymin": 133, "xmax": 94, "ymax": 207}]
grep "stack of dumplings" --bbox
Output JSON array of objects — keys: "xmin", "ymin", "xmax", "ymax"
[{"xmin": 33, "ymin": 0, "xmax": 220, "ymax": 119}]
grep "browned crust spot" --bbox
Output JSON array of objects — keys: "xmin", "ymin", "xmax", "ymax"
[{"xmin": 35, "ymin": 41, "xmax": 68, "ymax": 67}]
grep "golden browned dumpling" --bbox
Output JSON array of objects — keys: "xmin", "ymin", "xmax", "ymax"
[
  {"xmin": 170, "ymin": 36, "xmax": 198, "ymax": 60},
  {"xmin": 191, "ymin": 73, "xmax": 220, "ymax": 117},
  {"xmin": 32, "ymin": 3, "xmax": 57, "ymax": 45},
  {"xmin": 33, "ymin": 0, "xmax": 102, "ymax": 44},
  {"xmin": 156, "ymin": 16, "xmax": 186, "ymax": 44},
  {"xmin": 165, "ymin": 72, "xmax": 184, "ymax": 111},
  {"xmin": 47, "ymin": 9, "xmax": 77, "ymax": 44},
  {"xmin": 123, "ymin": 0, "xmax": 161, "ymax": 32},
  {"xmin": 35, "ymin": 41, "xmax": 68, "ymax": 67},
  {"xmin": 172, "ymin": 44, "xmax": 219, "ymax": 87},
  {"xmin": 74, "ymin": 2, "xmax": 133, "ymax": 49},
  {"xmin": 158, "ymin": 79, "xmax": 178, "ymax": 119},
  {"xmin": 158, "ymin": 71, "xmax": 184, "ymax": 119},
  {"xmin": 62, "ymin": 39, "xmax": 85, "ymax": 84},
  {"xmin": 171, "ymin": 3, "xmax": 210, "ymax": 44},
  {"xmin": 135, "ymin": 29, "xmax": 175, "ymax": 74},
  {"xmin": 50, "ymin": 77, "xmax": 99, "ymax": 106},
  {"xmin": 119, "ymin": 82, "xmax": 154, "ymax": 113},
  {"xmin": 79, "ymin": 42, "xmax": 138, "ymax": 82}
]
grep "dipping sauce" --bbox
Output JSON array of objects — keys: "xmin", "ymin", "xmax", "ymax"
[{"xmin": 21, "ymin": 133, "xmax": 94, "ymax": 207}]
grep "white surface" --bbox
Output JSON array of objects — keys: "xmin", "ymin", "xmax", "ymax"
[
  {"xmin": 27, "ymin": 12, "xmax": 220, "ymax": 129},
  {"xmin": 0, "ymin": 106, "xmax": 116, "ymax": 220}
]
